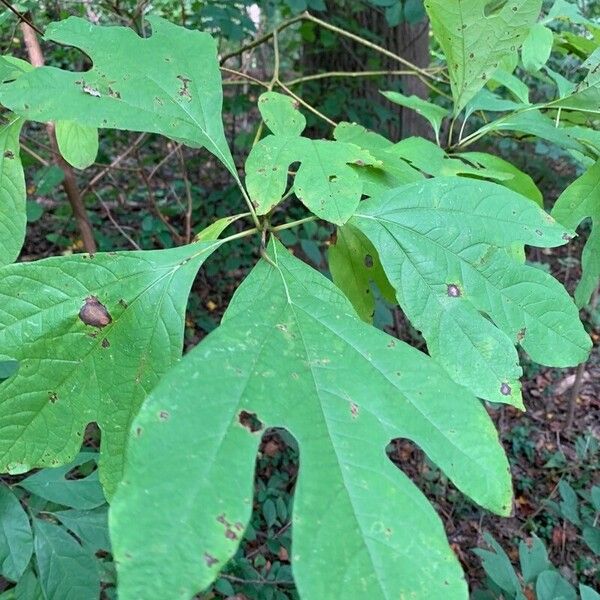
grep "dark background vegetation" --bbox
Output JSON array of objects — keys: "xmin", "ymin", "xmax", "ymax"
[{"xmin": 0, "ymin": 1, "xmax": 598, "ymax": 598}]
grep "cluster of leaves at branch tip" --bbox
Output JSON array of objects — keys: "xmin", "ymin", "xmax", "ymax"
[{"xmin": 0, "ymin": 2, "xmax": 595, "ymax": 599}]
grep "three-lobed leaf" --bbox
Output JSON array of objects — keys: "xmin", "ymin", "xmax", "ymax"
[
  {"xmin": 0, "ymin": 242, "xmax": 219, "ymax": 497},
  {"xmin": 245, "ymin": 92, "xmax": 378, "ymax": 224},
  {"xmin": 350, "ymin": 177, "xmax": 591, "ymax": 405},
  {"xmin": 111, "ymin": 239, "xmax": 512, "ymax": 600}
]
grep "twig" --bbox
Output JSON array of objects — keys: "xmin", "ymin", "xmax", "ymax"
[
  {"xmin": 177, "ymin": 147, "xmax": 194, "ymax": 244},
  {"xmin": 93, "ymin": 190, "xmax": 141, "ymax": 250},
  {"xmin": 0, "ymin": 0, "xmax": 43, "ymax": 35}
]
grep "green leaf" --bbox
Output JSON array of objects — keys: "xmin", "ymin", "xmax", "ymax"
[
  {"xmin": 13, "ymin": 566, "xmax": 43, "ymax": 600},
  {"xmin": 333, "ymin": 122, "xmax": 422, "ymax": 195},
  {"xmin": 328, "ymin": 224, "xmax": 395, "ymax": 322},
  {"xmin": 478, "ymin": 110, "xmax": 586, "ymax": 153},
  {"xmin": 558, "ymin": 480, "xmax": 581, "ymax": 525},
  {"xmin": 258, "ymin": 92, "xmax": 305, "ymax": 136},
  {"xmin": 0, "ymin": 242, "xmax": 219, "ymax": 496},
  {"xmin": 18, "ymin": 452, "xmax": 105, "ymax": 510},
  {"xmin": 0, "ymin": 484, "xmax": 33, "ymax": 581},
  {"xmin": 474, "ymin": 533, "xmax": 521, "ymax": 595},
  {"xmin": 52, "ymin": 506, "xmax": 110, "ymax": 553},
  {"xmin": 583, "ymin": 527, "xmax": 600, "ymax": 555},
  {"xmin": 457, "ymin": 151, "xmax": 543, "ymax": 206},
  {"xmin": 552, "ymin": 159, "xmax": 600, "ymax": 307},
  {"xmin": 521, "ymin": 24, "xmax": 554, "ymax": 73},
  {"xmin": 111, "ymin": 239, "xmax": 513, "ymax": 600},
  {"xmin": 55, "ymin": 121, "xmax": 99, "ymax": 170},
  {"xmin": 0, "ymin": 116, "xmax": 25, "ymax": 267},
  {"xmin": 381, "ymin": 90, "xmax": 448, "ymax": 143},
  {"xmin": 535, "ymin": 570, "xmax": 576, "ymax": 600},
  {"xmin": 246, "ymin": 92, "xmax": 378, "ymax": 224},
  {"xmin": 193, "ymin": 212, "xmax": 249, "ymax": 242},
  {"xmin": 0, "ymin": 17, "xmax": 237, "ymax": 176},
  {"xmin": 350, "ymin": 177, "xmax": 590, "ymax": 404},
  {"xmin": 388, "ymin": 137, "xmax": 513, "ymax": 181},
  {"xmin": 518, "ymin": 535, "xmax": 550, "ymax": 583},
  {"xmin": 424, "ymin": 0, "xmax": 542, "ymax": 113},
  {"xmin": 490, "ymin": 68, "xmax": 531, "ymax": 104},
  {"xmin": 33, "ymin": 518, "xmax": 100, "ymax": 600},
  {"xmin": 581, "ymin": 584, "xmax": 600, "ymax": 600}
]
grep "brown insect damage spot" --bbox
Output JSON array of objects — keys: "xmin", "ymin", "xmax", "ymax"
[
  {"xmin": 446, "ymin": 284, "xmax": 461, "ymax": 298},
  {"xmin": 500, "ymin": 382, "xmax": 511, "ymax": 396},
  {"xmin": 101, "ymin": 338, "xmax": 110, "ymax": 349},
  {"xmin": 516, "ymin": 327, "xmax": 526, "ymax": 342},
  {"xmin": 3, "ymin": 150, "xmax": 14, "ymax": 159},
  {"xmin": 350, "ymin": 402, "xmax": 359, "ymax": 418},
  {"xmin": 238, "ymin": 410, "xmax": 263, "ymax": 433},
  {"xmin": 176, "ymin": 75, "xmax": 192, "ymax": 99},
  {"xmin": 203, "ymin": 553, "xmax": 219, "ymax": 567},
  {"xmin": 364, "ymin": 254, "xmax": 374, "ymax": 268},
  {"xmin": 158, "ymin": 410, "xmax": 170, "ymax": 421},
  {"xmin": 79, "ymin": 296, "xmax": 112, "ymax": 328},
  {"xmin": 48, "ymin": 391, "xmax": 58, "ymax": 404},
  {"xmin": 217, "ymin": 514, "xmax": 239, "ymax": 541}
]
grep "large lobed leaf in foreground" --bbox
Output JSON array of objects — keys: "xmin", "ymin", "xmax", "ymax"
[
  {"xmin": 111, "ymin": 239, "xmax": 512, "ymax": 600},
  {"xmin": 0, "ymin": 242, "xmax": 219, "ymax": 497}
]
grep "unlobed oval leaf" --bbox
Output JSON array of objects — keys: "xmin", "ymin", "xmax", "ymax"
[
  {"xmin": 0, "ymin": 484, "xmax": 33, "ymax": 582},
  {"xmin": 111, "ymin": 239, "xmax": 513, "ymax": 600},
  {"xmin": 55, "ymin": 121, "xmax": 99, "ymax": 170}
]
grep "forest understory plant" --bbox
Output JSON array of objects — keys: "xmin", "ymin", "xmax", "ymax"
[{"xmin": 0, "ymin": 1, "xmax": 597, "ymax": 598}]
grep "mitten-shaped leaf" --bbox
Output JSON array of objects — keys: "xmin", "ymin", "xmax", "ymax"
[
  {"xmin": 0, "ymin": 242, "xmax": 219, "ymax": 497},
  {"xmin": 552, "ymin": 159, "xmax": 600, "ymax": 307},
  {"xmin": 245, "ymin": 92, "xmax": 378, "ymax": 224},
  {"xmin": 111, "ymin": 239, "xmax": 512, "ymax": 600},
  {"xmin": 424, "ymin": 0, "xmax": 542, "ymax": 113},
  {"xmin": 0, "ymin": 116, "xmax": 25, "ymax": 266},
  {"xmin": 350, "ymin": 178, "xmax": 591, "ymax": 405},
  {"xmin": 0, "ymin": 17, "xmax": 237, "ymax": 175}
]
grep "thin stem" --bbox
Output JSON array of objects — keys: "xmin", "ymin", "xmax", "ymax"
[
  {"xmin": 220, "ymin": 66, "xmax": 269, "ymax": 88},
  {"xmin": 0, "ymin": 0, "xmax": 43, "ymax": 35},
  {"xmin": 277, "ymin": 81, "xmax": 337, "ymax": 127},
  {"xmin": 271, "ymin": 216, "xmax": 318, "ymax": 232},
  {"xmin": 285, "ymin": 69, "xmax": 442, "ymax": 87}
]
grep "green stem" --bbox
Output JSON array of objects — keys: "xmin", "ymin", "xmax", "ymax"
[{"xmin": 271, "ymin": 216, "xmax": 318, "ymax": 232}]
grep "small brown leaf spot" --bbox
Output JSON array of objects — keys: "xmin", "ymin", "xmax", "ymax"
[
  {"xmin": 3, "ymin": 150, "xmax": 14, "ymax": 159},
  {"xmin": 387, "ymin": 339, "xmax": 396, "ymax": 348},
  {"xmin": 469, "ymin": 53, "xmax": 474, "ymax": 59},
  {"xmin": 158, "ymin": 410, "xmax": 170, "ymax": 421},
  {"xmin": 238, "ymin": 410, "xmax": 263, "ymax": 433},
  {"xmin": 447, "ymin": 284, "xmax": 461, "ymax": 298},
  {"xmin": 354, "ymin": 159, "xmax": 365, "ymax": 166},
  {"xmin": 225, "ymin": 529, "xmax": 238, "ymax": 540},
  {"xmin": 516, "ymin": 327, "xmax": 526, "ymax": 342},
  {"xmin": 364, "ymin": 254, "xmax": 374, "ymax": 268},
  {"xmin": 176, "ymin": 75, "xmax": 192, "ymax": 99},
  {"xmin": 234, "ymin": 522, "xmax": 244, "ymax": 531},
  {"xmin": 500, "ymin": 382, "xmax": 512, "ymax": 396},
  {"xmin": 535, "ymin": 229, "xmax": 543, "ymax": 236},
  {"xmin": 204, "ymin": 553, "xmax": 219, "ymax": 567},
  {"xmin": 562, "ymin": 232, "xmax": 573, "ymax": 241},
  {"xmin": 350, "ymin": 402, "xmax": 359, "ymax": 418},
  {"xmin": 135, "ymin": 426, "xmax": 142, "ymax": 437},
  {"xmin": 48, "ymin": 391, "xmax": 58, "ymax": 404},
  {"xmin": 79, "ymin": 296, "xmax": 112, "ymax": 328},
  {"xmin": 118, "ymin": 298, "xmax": 128, "ymax": 308},
  {"xmin": 108, "ymin": 87, "xmax": 121, "ymax": 99},
  {"xmin": 101, "ymin": 338, "xmax": 110, "ymax": 349},
  {"xmin": 86, "ymin": 332, "xmax": 98, "ymax": 339}
]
